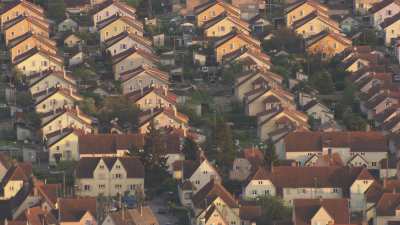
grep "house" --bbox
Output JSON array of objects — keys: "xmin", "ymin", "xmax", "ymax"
[
  {"xmin": 234, "ymin": 70, "xmax": 283, "ymax": 101},
  {"xmin": 126, "ymin": 86, "xmax": 177, "ymax": 110},
  {"xmin": 229, "ymin": 148, "xmax": 264, "ymax": 181},
  {"xmin": 92, "ymin": 0, "xmax": 136, "ymax": 28},
  {"xmin": 190, "ymin": 179, "xmax": 240, "ymax": 225},
  {"xmin": 58, "ymin": 197, "xmax": 98, "ymax": 225},
  {"xmin": 28, "ymin": 69, "xmax": 77, "ymax": 96},
  {"xmin": 193, "ymin": 0, "xmax": 241, "ymax": 27},
  {"xmin": 244, "ymin": 86, "xmax": 296, "ymax": 116},
  {"xmin": 292, "ymin": 198, "xmax": 350, "ymax": 225},
  {"xmin": 248, "ymin": 15, "xmax": 271, "ymax": 35},
  {"xmin": 0, "ymin": 162, "xmax": 32, "ymax": 200},
  {"xmin": 138, "ymin": 107, "xmax": 189, "ymax": 134},
  {"xmin": 305, "ymin": 31, "xmax": 352, "ymax": 59},
  {"xmin": 14, "ymin": 47, "xmax": 63, "ymax": 77},
  {"xmin": 45, "ymin": 128, "xmax": 81, "ymax": 165},
  {"xmin": 19, "ymin": 206, "xmax": 57, "ymax": 225},
  {"xmin": 283, "ymin": 131, "xmax": 388, "ymax": 169},
  {"xmin": 380, "ymin": 12, "xmax": 400, "ymax": 45},
  {"xmin": 340, "ymin": 16, "xmax": 360, "ymax": 33},
  {"xmin": 8, "ymin": 32, "xmax": 57, "ymax": 62},
  {"xmin": 360, "ymin": 92, "xmax": 398, "ymax": 119},
  {"xmin": 201, "ymin": 12, "xmax": 250, "ymax": 37},
  {"xmin": 243, "ymin": 166, "xmax": 375, "ymax": 209},
  {"xmin": 340, "ymin": 50, "xmax": 380, "ymax": 72},
  {"xmin": 120, "ymin": 64, "xmax": 168, "ymax": 94},
  {"xmin": 78, "ymin": 133, "xmax": 144, "ymax": 158},
  {"xmin": 373, "ymin": 193, "xmax": 400, "ymax": 225},
  {"xmin": 292, "ymin": 12, "xmax": 341, "ymax": 38},
  {"xmin": 222, "ymin": 46, "xmax": 272, "ymax": 71},
  {"xmin": 369, "ymin": 0, "xmax": 400, "ymax": 28},
  {"xmin": 102, "ymin": 207, "xmax": 159, "ymax": 225},
  {"xmin": 285, "ymin": 0, "xmax": 329, "ymax": 27},
  {"xmin": 0, "ymin": 0, "xmax": 45, "ymax": 29},
  {"xmin": 3, "ymin": 15, "xmax": 49, "ymax": 45},
  {"xmin": 302, "ymin": 100, "xmax": 334, "ymax": 124},
  {"xmin": 257, "ymin": 107, "xmax": 309, "ymax": 141},
  {"xmin": 34, "ymin": 87, "xmax": 82, "ymax": 114},
  {"xmin": 64, "ymin": 34, "xmax": 82, "ymax": 48},
  {"xmin": 58, "ymin": 18, "xmax": 78, "ymax": 32},
  {"xmin": 104, "ymin": 31, "xmax": 153, "ymax": 56},
  {"xmin": 34, "ymin": 181, "xmax": 61, "ymax": 212},
  {"xmin": 68, "ymin": 50, "xmax": 84, "ymax": 66},
  {"xmin": 0, "ymin": 154, "xmax": 11, "ymax": 181},
  {"xmin": 379, "ymin": 158, "xmax": 397, "ymax": 178},
  {"xmin": 173, "ymin": 157, "xmax": 220, "ymax": 197},
  {"xmin": 353, "ymin": 0, "xmax": 381, "ymax": 14},
  {"xmin": 40, "ymin": 107, "xmax": 93, "ymax": 137},
  {"xmin": 75, "ymin": 156, "xmax": 144, "ymax": 197},
  {"xmin": 213, "ymin": 30, "xmax": 261, "ymax": 63},
  {"xmin": 98, "ymin": 15, "xmax": 143, "ymax": 42},
  {"xmin": 112, "ymin": 48, "xmax": 159, "ymax": 80}
]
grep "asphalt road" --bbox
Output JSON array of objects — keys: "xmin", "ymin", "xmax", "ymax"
[{"xmin": 148, "ymin": 195, "xmax": 178, "ymax": 225}]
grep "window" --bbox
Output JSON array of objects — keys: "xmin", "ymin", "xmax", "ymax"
[
  {"xmin": 115, "ymin": 173, "xmax": 122, "ymax": 178},
  {"xmin": 129, "ymin": 184, "xmax": 136, "ymax": 190},
  {"xmin": 300, "ymin": 10, "xmax": 303, "ymax": 16},
  {"xmin": 372, "ymin": 162, "xmax": 376, "ymax": 166},
  {"xmin": 388, "ymin": 10, "xmax": 392, "ymax": 15},
  {"xmin": 195, "ymin": 180, "xmax": 200, "ymax": 184},
  {"xmin": 116, "ymin": 165, "xmax": 121, "ymax": 169},
  {"xmin": 252, "ymin": 190, "xmax": 257, "ymax": 195},
  {"xmin": 310, "ymin": 25, "xmax": 313, "ymax": 31},
  {"xmin": 115, "ymin": 184, "xmax": 122, "ymax": 189},
  {"xmin": 258, "ymin": 181, "xmax": 263, "ymax": 185},
  {"xmin": 99, "ymin": 184, "xmax": 105, "ymax": 189},
  {"xmin": 203, "ymin": 170, "xmax": 208, "ymax": 174},
  {"xmin": 220, "ymin": 26, "xmax": 225, "ymax": 32},
  {"xmin": 230, "ymin": 43, "xmax": 234, "ymax": 49},
  {"xmin": 100, "ymin": 165, "xmax": 104, "ymax": 169},
  {"xmin": 264, "ymin": 190, "xmax": 269, "ymax": 195},
  {"xmin": 363, "ymin": 180, "xmax": 369, "ymax": 184},
  {"xmin": 333, "ymin": 188, "xmax": 338, "ymax": 193},
  {"xmin": 84, "ymin": 185, "xmax": 90, "ymax": 191}
]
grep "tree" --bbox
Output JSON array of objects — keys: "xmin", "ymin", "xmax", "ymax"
[
  {"xmin": 256, "ymin": 196, "xmax": 292, "ymax": 225},
  {"xmin": 46, "ymin": 0, "xmax": 66, "ymax": 23},
  {"xmin": 98, "ymin": 96, "xmax": 139, "ymax": 131},
  {"xmin": 16, "ymin": 91, "xmax": 33, "ymax": 108},
  {"xmin": 262, "ymin": 28, "xmax": 304, "ymax": 53},
  {"xmin": 212, "ymin": 117, "xmax": 235, "ymax": 170},
  {"xmin": 78, "ymin": 97, "xmax": 97, "ymax": 116},
  {"xmin": 342, "ymin": 108, "xmax": 367, "ymax": 131},
  {"xmin": 139, "ymin": 121, "xmax": 169, "ymax": 187},
  {"xmin": 182, "ymin": 137, "xmax": 199, "ymax": 161},
  {"xmin": 263, "ymin": 139, "xmax": 278, "ymax": 168},
  {"xmin": 310, "ymin": 70, "xmax": 335, "ymax": 95}
]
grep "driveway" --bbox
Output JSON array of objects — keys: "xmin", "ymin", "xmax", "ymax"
[{"xmin": 148, "ymin": 195, "xmax": 178, "ymax": 225}]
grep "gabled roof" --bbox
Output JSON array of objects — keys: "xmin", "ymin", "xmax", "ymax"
[
  {"xmin": 235, "ymin": 70, "xmax": 283, "ymax": 88},
  {"xmin": 126, "ymin": 86, "xmax": 177, "ymax": 105},
  {"xmin": 172, "ymin": 160, "xmax": 199, "ymax": 179},
  {"xmin": 76, "ymin": 157, "xmax": 144, "ymax": 179},
  {"xmin": 292, "ymin": 11, "xmax": 340, "ymax": 32},
  {"xmin": 293, "ymin": 198, "xmax": 350, "ymax": 225},
  {"xmin": 369, "ymin": 0, "xmax": 400, "ymax": 14},
  {"xmin": 285, "ymin": 0, "xmax": 328, "ymax": 15},
  {"xmin": 305, "ymin": 31, "xmax": 352, "ymax": 48},
  {"xmin": 104, "ymin": 31, "xmax": 152, "ymax": 51},
  {"xmin": 213, "ymin": 29, "xmax": 260, "ymax": 49},
  {"xmin": 138, "ymin": 107, "xmax": 189, "ymax": 126},
  {"xmin": 92, "ymin": 0, "xmax": 136, "ymax": 17},
  {"xmin": 28, "ymin": 69, "xmax": 76, "ymax": 88},
  {"xmin": 192, "ymin": 179, "xmax": 238, "ymax": 209},
  {"xmin": 78, "ymin": 133, "xmax": 144, "ymax": 155},
  {"xmin": 45, "ymin": 128, "xmax": 82, "ymax": 148},
  {"xmin": 97, "ymin": 14, "xmax": 143, "ymax": 33},
  {"xmin": 380, "ymin": 12, "xmax": 400, "ymax": 29},
  {"xmin": 202, "ymin": 12, "xmax": 250, "ymax": 32},
  {"xmin": 13, "ymin": 47, "xmax": 63, "ymax": 66},
  {"xmin": 248, "ymin": 166, "xmax": 372, "ymax": 191},
  {"xmin": 120, "ymin": 64, "xmax": 168, "ymax": 83},
  {"xmin": 222, "ymin": 46, "xmax": 271, "ymax": 67},
  {"xmin": 4, "ymin": 15, "xmax": 49, "ymax": 32},
  {"xmin": 35, "ymin": 182, "xmax": 61, "ymax": 208},
  {"xmin": 112, "ymin": 47, "xmax": 159, "ymax": 65},
  {"xmin": 58, "ymin": 197, "xmax": 97, "ymax": 222},
  {"xmin": 284, "ymin": 131, "xmax": 388, "ymax": 152},
  {"xmin": 194, "ymin": 0, "xmax": 240, "ymax": 17},
  {"xmin": 0, "ymin": 0, "xmax": 44, "ymax": 16},
  {"xmin": 41, "ymin": 107, "xmax": 92, "ymax": 128},
  {"xmin": 376, "ymin": 193, "xmax": 400, "ymax": 216},
  {"xmin": 8, "ymin": 32, "xmax": 55, "ymax": 50},
  {"xmin": 34, "ymin": 87, "xmax": 82, "ymax": 106}
]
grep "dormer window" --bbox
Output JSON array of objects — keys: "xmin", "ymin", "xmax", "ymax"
[{"xmin": 100, "ymin": 165, "xmax": 104, "ymax": 169}]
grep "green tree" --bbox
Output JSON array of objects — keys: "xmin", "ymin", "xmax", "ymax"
[
  {"xmin": 98, "ymin": 96, "xmax": 139, "ymax": 131},
  {"xmin": 16, "ymin": 91, "xmax": 33, "ymax": 108},
  {"xmin": 310, "ymin": 70, "xmax": 335, "ymax": 94},
  {"xmin": 182, "ymin": 137, "xmax": 199, "ymax": 161},
  {"xmin": 256, "ymin": 196, "xmax": 292, "ymax": 225},
  {"xmin": 46, "ymin": 0, "xmax": 66, "ymax": 23},
  {"xmin": 342, "ymin": 108, "xmax": 367, "ymax": 131},
  {"xmin": 212, "ymin": 117, "xmax": 235, "ymax": 170},
  {"xmin": 78, "ymin": 97, "xmax": 97, "ymax": 116},
  {"xmin": 140, "ymin": 121, "xmax": 169, "ymax": 187},
  {"xmin": 262, "ymin": 28, "xmax": 303, "ymax": 53},
  {"xmin": 263, "ymin": 140, "xmax": 278, "ymax": 168}
]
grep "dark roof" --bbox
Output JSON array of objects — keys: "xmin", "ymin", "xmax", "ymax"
[
  {"xmin": 78, "ymin": 133, "xmax": 144, "ymax": 155},
  {"xmin": 202, "ymin": 12, "xmax": 249, "ymax": 32},
  {"xmin": 376, "ymin": 193, "xmax": 400, "ymax": 216},
  {"xmin": 76, "ymin": 157, "xmax": 144, "ymax": 179},
  {"xmin": 58, "ymin": 198, "xmax": 97, "ymax": 222},
  {"xmin": 284, "ymin": 131, "xmax": 388, "ymax": 152},
  {"xmin": 112, "ymin": 47, "xmax": 159, "ymax": 65},
  {"xmin": 292, "ymin": 11, "xmax": 340, "ymax": 31},
  {"xmin": 293, "ymin": 198, "xmax": 350, "ymax": 225},
  {"xmin": 120, "ymin": 64, "xmax": 168, "ymax": 83},
  {"xmin": 97, "ymin": 14, "xmax": 143, "ymax": 33},
  {"xmin": 305, "ymin": 31, "xmax": 351, "ymax": 48},
  {"xmin": 13, "ymin": 47, "xmax": 62, "ymax": 66},
  {"xmin": 369, "ymin": 0, "xmax": 400, "ymax": 14},
  {"xmin": 0, "ymin": 0, "xmax": 44, "ymax": 16},
  {"xmin": 285, "ymin": 0, "xmax": 328, "ymax": 14},
  {"xmin": 172, "ymin": 160, "xmax": 199, "ymax": 179},
  {"xmin": 64, "ymin": 0, "xmax": 90, "ymax": 8},
  {"xmin": 194, "ymin": 0, "xmax": 240, "ymax": 17},
  {"xmin": 213, "ymin": 29, "xmax": 260, "ymax": 48},
  {"xmin": 104, "ymin": 31, "xmax": 152, "ymax": 52},
  {"xmin": 191, "ymin": 179, "xmax": 238, "ymax": 209},
  {"xmin": 380, "ymin": 12, "xmax": 400, "ymax": 28}
]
